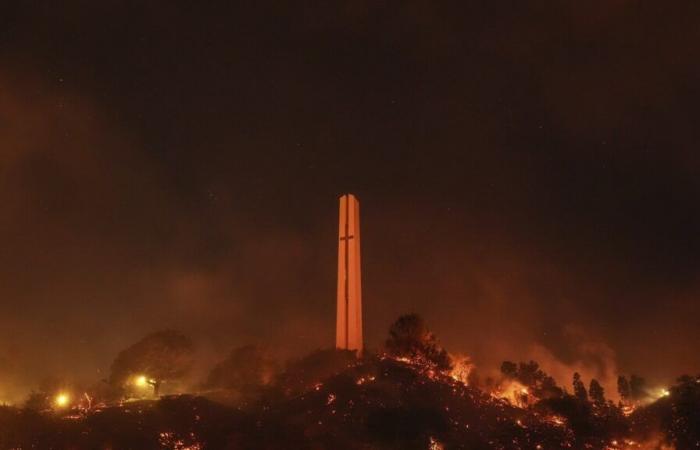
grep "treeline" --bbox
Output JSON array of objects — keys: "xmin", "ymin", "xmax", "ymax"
[{"xmin": 5, "ymin": 313, "xmax": 699, "ymax": 449}]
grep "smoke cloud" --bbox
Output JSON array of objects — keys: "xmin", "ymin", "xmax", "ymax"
[{"xmin": 1, "ymin": 1, "xmax": 699, "ymax": 403}]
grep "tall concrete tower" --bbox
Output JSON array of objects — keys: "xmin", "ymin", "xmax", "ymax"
[{"xmin": 336, "ymin": 194, "xmax": 363, "ymax": 355}]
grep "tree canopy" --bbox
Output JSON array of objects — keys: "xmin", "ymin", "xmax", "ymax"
[
  {"xmin": 589, "ymin": 379, "xmax": 605, "ymax": 405},
  {"xmin": 573, "ymin": 372, "xmax": 588, "ymax": 402},
  {"xmin": 385, "ymin": 314, "xmax": 452, "ymax": 371},
  {"xmin": 500, "ymin": 360, "xmax": 563, "ymax": 399},
  {"xmin": 109, "ymin": 330, "xmax": 194, "ymax": 396}
]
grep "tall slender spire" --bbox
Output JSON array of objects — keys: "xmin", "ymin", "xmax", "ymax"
[{"xmin": 336, "ymin": 194, "xmax": 363, "ymax": 355}]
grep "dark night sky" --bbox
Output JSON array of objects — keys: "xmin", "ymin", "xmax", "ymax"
[{"xmin": 1, "ymin": 1, "xmax": 699, "ymax": 400}]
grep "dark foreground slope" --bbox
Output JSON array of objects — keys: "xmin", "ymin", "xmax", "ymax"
[{"xmin": 0, "ymin": 356, "xmax": 697, "ymax": 449}]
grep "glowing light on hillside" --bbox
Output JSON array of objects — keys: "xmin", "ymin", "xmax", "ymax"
[
  {"xmin": 54, "ymin": 392, "xmax": 70, "ymax": 408},
  {"xmin": 134, "ymin": 375, "xmax": 149, "ymax": 388}
]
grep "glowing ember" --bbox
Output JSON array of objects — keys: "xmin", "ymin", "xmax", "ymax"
[
  {"xmin": 326, "ymin": 393, "xmax": 336, "ymax": 405},
  {"xmin": 429, "ymin": 436, "xmax": 444, "ymax": 450},
  {"xmin": 356, "ymin": 375, "xmax": 376, "ymax": 385},
  {"xmin": 158, "ymin": 431, "xmax": 203, "ymax": 450},
  {"xmin": 547, "ymin": 415, "xmax": 566, "ymax": 427},
  {"xmin": 622, "ymin": 404, "xmax": 636, "ymax": 416}
]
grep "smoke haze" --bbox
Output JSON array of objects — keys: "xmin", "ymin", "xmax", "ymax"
[{"xmin": 1, "ymin": 1, "xmax": 699, "ymax": 401}]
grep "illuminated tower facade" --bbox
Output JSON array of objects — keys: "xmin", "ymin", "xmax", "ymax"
[{"xmin": 336, "ymin": 194, "xmax": 363, "ymax": 355}]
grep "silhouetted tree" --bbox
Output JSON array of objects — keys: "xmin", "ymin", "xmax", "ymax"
[
  {"xmin": 385, "ymin": 314, "xmax": 452, "ymax": 371},
  {"xmin": 23, "ymin": 377, "xmax": 67, "ymax": 411},
  {"xmin": 500, "ymin": 360, "xmax": 563, "ymax": 399},
  {"xmin": 617, "ymin": 375, "xmax": 630, "ymax": 401},
  {"xmin": 23, "ymin": 391, "xmax": 50, "ymax": 411},
  {"xmin": 629, "ymin": 375, "xmax": 646, "ymax": 401},
  {"xmin": 205, "ymin": 345, "xmax": 277, "ymax": 392},
  {"xmin": 517, "ymin": 361, "xmax": 542, "ymax": 387},
  {"xmin": 589, "ymin": 379, "xmax": 605, "ymax": 405},
  {"xmin": 536, "ymin": 395, "xmax": 595, "ymax": 443},
  {"xmin": 540, "ymin": 374, "xmax": 564, "ymax": 399},
  {"xmin": 109, "ymin": 330, "xmax": 194, "ymax": 396},
  {"xmin": 573, "ymin": 372, "xmax": 588, "ymax": 402},
  {"xmin": 501, "ymin": 361, "xmax": 518, "ymax": 379}
]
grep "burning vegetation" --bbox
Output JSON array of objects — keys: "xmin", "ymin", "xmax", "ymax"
[{"xmin": 0, "ymin": 315, "xmax": 698, "ymax": 449}]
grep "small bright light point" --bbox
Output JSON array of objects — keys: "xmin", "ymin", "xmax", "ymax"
[
  {"xmin": 659, "ymin": 388, "xmax": 670, "ymax": 397},
  {"xmin": 54, "ymin": 393, "xmax": 70, "ymax": 408}
]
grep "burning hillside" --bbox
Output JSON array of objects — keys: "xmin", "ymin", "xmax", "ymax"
[{"xmin": 0, "ymin": 315, "xmax": 698, "ymax": 449}]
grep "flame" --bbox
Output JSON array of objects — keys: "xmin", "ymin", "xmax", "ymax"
[
  {"xmin": 429, "ymin": 436, "xmax": 445, "ymax": 450},
  {"xmin": 449, "ymin": 355, "xmax": 474, "ymax": 385},
  {"xmin": 492, "ymin": 380, "xmax": 530, "ymax": 407}
]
